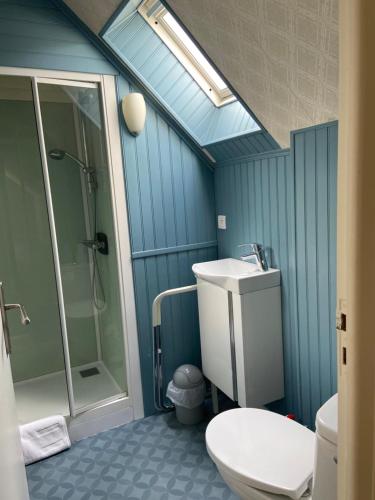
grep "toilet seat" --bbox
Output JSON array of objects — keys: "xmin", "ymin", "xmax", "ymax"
[{"xmin": 206, "ymin": 408, "xmax": 315, "ymax": 500}]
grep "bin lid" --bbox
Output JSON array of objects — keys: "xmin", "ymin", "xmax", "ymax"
[{"xmin": 173, "ymin": 365, "xmax": 204, "ymax": 388}]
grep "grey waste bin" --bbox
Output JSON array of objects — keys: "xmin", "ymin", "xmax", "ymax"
[{"xmin": 166, "ymin": 364, "xmax": 206, "ymax": 425}]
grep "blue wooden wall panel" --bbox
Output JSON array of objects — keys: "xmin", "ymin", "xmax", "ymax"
[
  {"xmin": 0, "ymin": 0, "xmax": 217, "ymax": 417},
  {"xmin": 215, "ymin": 122, "xmax": 337, "ymax": 428},
  {"xmin": 118, "ymin": 78, "xmax": 217, "ymax": 415},
  {"xmin": 0, "ymin": 0, "xmax": 116, "ymax": 74},
  {"xmin": 132, "ymin": 245, "xmax": 217, "ymax": 416},
  {"xmin": 103, "ymin": 12, "xmax": 261, "ymax": 146},
  {"xmin": 205, "ymin": 130, "xmax": 279, "ymax": 163},
  {"xmin": 119, "ymin": 79, "xmax": 217, "ymax": 255},
  {"xmin": 215, "ymin": 151, "xmax": 301, "ymax": 419},
  {"xmin": 292, "ymin": 122, "xmax": 338, "ymax": 426}
]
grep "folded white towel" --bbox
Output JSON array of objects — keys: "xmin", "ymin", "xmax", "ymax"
[{"xmin": 19, "ymin": 415, "xmax": 71, "ymax": 465}]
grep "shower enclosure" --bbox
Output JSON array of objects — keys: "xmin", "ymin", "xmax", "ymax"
[{"xmin": 0, "ymin": 70, "xmax": 140, "ymax": 431}]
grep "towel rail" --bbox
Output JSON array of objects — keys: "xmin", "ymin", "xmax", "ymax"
[{"xmin": 152, "ymin": 285, "xmax": 197, "ymax": 411}]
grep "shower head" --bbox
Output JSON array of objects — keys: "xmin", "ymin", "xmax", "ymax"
[
  {"xmin": 48, "ymin": 148, "xmax": 97, "ymax": 190},
  {"xmin": 48, "ymin": 149, "xmax": 86, "ymax": 169},
  {"xmin": 48, "ymin": 149, "xmax": 66, "ymax": 161}
]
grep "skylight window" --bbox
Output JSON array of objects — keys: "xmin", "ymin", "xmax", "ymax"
[
  {"xmin": 162, "ymin": 13, "xmax": 228, "ymax": 91},
  {"xmin": 138, "ymin": 0, "xmax": 236, "ymax": 107}
]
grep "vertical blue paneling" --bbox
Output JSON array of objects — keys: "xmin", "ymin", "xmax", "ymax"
[
  {"xmin": 215, "ymin": 150, "xmax": 301, "ymax": 418},
  {"xmin": 132, "ymin": 245, "xmax": 217, "ymax": 414},
  {"xmin": 205, "ymin": 131, "xmax": 279, "ymax": 163},
  {"xmin": 119, "ymin": 76, "xmax": 216, "ymax": 252},
  {"xmin": 118, "ymin": 78, "xmax": 217, "ymax": 415},
  {"xmin": 0, "ymin": 0, "xmax": 116, "ymax": 74},
  {"xmin": 0, "ymin": 0, "xmax": 217, "ymax": 417},
  {"xmin": 103, "ymin": 12, "xmax": 260, "ymax": 146},
  {"xmin": 215, "ymin": 122, "xmax": 337, "ymax": 428},
  {"xmin": 292, "ymin": 122, "xmax": 338, "ymax": 427}
]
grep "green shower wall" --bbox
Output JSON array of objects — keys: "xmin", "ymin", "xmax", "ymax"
[
  {"xmin": 0, "ymin": 98, "xmax": 65, "ymax": 382},
  {"xmin": 0, "ymin": 96, "xmax": 100, "ymax": 382}
]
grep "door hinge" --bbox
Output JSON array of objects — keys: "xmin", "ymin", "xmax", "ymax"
[
  {"xmin": 336, "ymin": 312, "xmax": 347, "ymax": 332},
  {"xmin": 342, "ymin": 346, "xmax": 347, "ymax": 365}
]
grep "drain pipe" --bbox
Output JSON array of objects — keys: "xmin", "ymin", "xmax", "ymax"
[{"xmin": 152, "ymin": 285, "xmax": 197, "ymax": 411}]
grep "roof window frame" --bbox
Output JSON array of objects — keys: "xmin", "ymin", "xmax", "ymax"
[{"xmin": 138, "ymin": 0, "xmax": 236, "ymax": 107}]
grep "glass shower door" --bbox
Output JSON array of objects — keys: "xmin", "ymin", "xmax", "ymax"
[
  {"xmin": 0, "ymin": 75, "xmax": 69, "ymax": 423},
  {"xmin": 35, "ymin": 79, "xmax": 127, "ymax": 414}
]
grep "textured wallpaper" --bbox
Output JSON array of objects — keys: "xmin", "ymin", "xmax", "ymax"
[{"xmin": 166, "ymin": 0, "xmax": 338, "ymax": 147}]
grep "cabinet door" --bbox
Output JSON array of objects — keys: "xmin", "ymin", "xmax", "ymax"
[
  {"xmin": 196, "ymin": 279, "xmax": 234, "ymax": 399},
  {"xmin": 233, "ymin": 287, "xmax": 284, "ymax": 408}
]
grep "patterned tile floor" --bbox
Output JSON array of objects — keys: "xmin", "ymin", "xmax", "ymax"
[{"xmin": 26, "ymin": 410, "xmax": 238, "ymax": 500}]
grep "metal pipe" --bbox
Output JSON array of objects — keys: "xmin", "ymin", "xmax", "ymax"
[{"xmin": 153, "ymin": 325, "xmax": 173, "ymax": 412}]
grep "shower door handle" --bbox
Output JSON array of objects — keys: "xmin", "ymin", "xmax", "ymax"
[{"xmin": 0, "ymin": 282, "xmax": 30, "ymax": 356}]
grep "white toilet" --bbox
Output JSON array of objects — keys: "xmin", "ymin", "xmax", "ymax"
[{"xmin": 206, "ymin": 394, "xmax": 338, "ymax": 500}]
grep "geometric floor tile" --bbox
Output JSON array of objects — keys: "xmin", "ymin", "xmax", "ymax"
[{"xmin": 27, "ymin": 410, "xmax": 238, "ymax": 499}]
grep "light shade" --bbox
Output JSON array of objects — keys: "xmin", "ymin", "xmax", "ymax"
[{"xmin": 122, "ymin": 93, "xmax": 146, "ymax": 136}]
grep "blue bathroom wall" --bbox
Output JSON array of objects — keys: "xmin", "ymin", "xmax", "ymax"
[
  {"xmin": 0, "ymin": 0, "xmax": 217, "ymax": 416},
  {"xmin": 215, "ymin": 121, "xmax": 337, "ymax": 428},
  {"xmin": 205, "ymin": 131, "xmax": 279, "ymax": 163},
  {"xmin": 292, "ymin": 122, "xmax": 338, "ymax": 426},
  {"xmin": 117, "ymin": 79, "xmax": 217, "ymax": 416},
  {"xmin": 0, "ymin": 0, "xmax": 115, "ymax": 74}
]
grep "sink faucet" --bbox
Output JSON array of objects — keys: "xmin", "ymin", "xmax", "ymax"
[{"xmin": 238, "ymin": 243, "xmax": 269, "ymax": 271}]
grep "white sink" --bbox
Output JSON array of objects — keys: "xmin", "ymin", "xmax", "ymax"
[{"xmin": 192, "ymin": 258, "xmax": 280, "ymax": 294}]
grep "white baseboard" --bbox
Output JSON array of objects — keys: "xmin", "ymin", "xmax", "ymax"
[{"xmin": 67, "ymin": 398, "xmax": 135, "ymax": 442}]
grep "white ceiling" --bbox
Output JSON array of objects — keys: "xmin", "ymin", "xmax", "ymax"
[
  {"xmin": 166, "ymin": 0, "xmax": 339, "ymax": 147},
  {"xmin": 62, "ymin": 0, "xmax": 122, "ymax": 34}
]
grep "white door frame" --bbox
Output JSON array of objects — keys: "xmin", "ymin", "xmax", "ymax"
[
  {"xmin": 100, "ymin": 74, "xmax": 144, "ymax": 420},
  {"xmin": 0, "ymin": 66, "xmax": 144, "ymax": 422},
  {"xmin": 337, "ymin": 1, "xmax": 375, "ymax": 498}
]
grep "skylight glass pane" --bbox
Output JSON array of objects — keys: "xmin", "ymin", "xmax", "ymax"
[{"xmin": 163, "ymin": 12, "xmax": 228, "ymax": 91}]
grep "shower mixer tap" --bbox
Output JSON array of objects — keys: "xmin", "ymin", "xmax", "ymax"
[
  {"xmin": 82, "ymin": 239, "xmax": 104, "ymax": 251},
  {"xmin": 81, "ymin": 232, "xmax": 108, "ymax": 255}
]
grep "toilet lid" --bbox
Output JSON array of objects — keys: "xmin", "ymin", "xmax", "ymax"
[{"xmin": 206, "ymin": 409, "xmax": 315, "ymax": 500}]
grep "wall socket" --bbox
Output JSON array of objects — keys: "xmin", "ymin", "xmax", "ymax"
[{"xmin": 217, "ymin": 215, "xmax": 226, "ymax": 230}]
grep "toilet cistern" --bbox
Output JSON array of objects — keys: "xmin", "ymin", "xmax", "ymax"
[{"xmin": 238, "ymin": 243, "xmax": 268, "ymax": 271}]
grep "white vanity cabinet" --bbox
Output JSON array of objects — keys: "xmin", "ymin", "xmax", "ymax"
[{"xmin": 193, "ymin": 258, "xmax": 284, "ymax": 408}]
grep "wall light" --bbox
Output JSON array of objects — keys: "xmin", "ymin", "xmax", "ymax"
[{"xmin": 122, "ymin": 93, "xmax": 146, "ymax": 136}]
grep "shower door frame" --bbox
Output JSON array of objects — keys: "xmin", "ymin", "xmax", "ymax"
[{"xmin": 0, "ymin": 66, "xmax": 144, "ymax": 422}]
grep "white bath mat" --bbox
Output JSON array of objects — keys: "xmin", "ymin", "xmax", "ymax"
[{"xmin": 20, "ymin": 415, "xmax": 71, "ymax": 465}]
